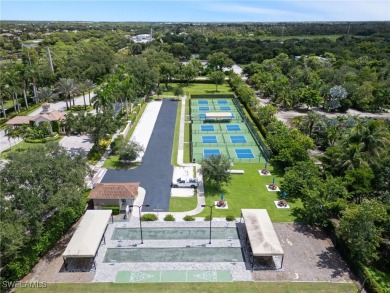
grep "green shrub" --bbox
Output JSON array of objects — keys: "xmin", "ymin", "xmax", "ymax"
[
  {"xmin": 110, "ymin": 136, "xmax": 124, "ymax": 154},
  {"xmin": 141, "ymin": 213, "xmax": 158, "ymax": 221},
  {"xmin": 226, "ymin": 215, "xmax": 236, "ymax": 221},
  {"xmin": 164, "ymin": 214, "xmax": 175, "ymax": 221},
  {"xmin": 183, "ymin": 215, "xmax": 195, "ymax": 221},
  {"xmin": 101, "ymin": 206, "xmax": 120, "ymax": 215},
  {"xmin": 204, "ymin": 215, "xmax": 213, "ymax": 221}
]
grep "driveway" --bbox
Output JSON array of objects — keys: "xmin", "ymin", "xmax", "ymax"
[
  {"xmin": 102, "ymin": 99, "xmax": 178, "ymax": 212},
  {"xmin": 59, "ymin": 135, "xmax": 94, "ymax": 156}
]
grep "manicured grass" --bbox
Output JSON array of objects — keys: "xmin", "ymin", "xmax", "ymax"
[
  {"xmin": 0, "ymin": 140, "xmax": 58, "ymax": 159},
  {"xmin": 169, "ymin": 195, "xmax": 198, "ymax": 212},
  {"xmin": 159, "ymin": 82, "xmax": 233, "ymax": 97},
  {"xmin": 195, "ymin": 163, "xmax": 302, "ymax": 222},
  {"xmin": 103, "ymin": 155, "xmax": 140, "ymax": 170},
  {"xmin": 171, "ymin": 100, "xmax": 182, "ymax": 166},
  {"xmin": 16, "ymin": 281, "xmax": 357, "ymax": 293}
]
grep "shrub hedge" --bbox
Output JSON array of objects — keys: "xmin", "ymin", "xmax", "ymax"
[
  {"xmin": 101, "ymin": 206, "xmax": 120, "ymax": 215},
  {"xmin": 164, "ymin": 214, "xmax": 175, "ymax": 221},
  {"xmin": 141, "ymin": 213, "xmax": 158, "ymax": 221},
  {"xmin": 183, "ymin": 215, "xmax": 195, "ymax": 221},
  {"xmin": 226, "ymin": 215, "xmax": 236, "ymax": 221}
]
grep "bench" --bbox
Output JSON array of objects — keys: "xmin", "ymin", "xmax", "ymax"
[{"xmin": 227, "ymin": 170, "xmax": 245, "ymax": 174}]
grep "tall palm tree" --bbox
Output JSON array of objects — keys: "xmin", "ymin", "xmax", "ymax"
[
  {"xmin": 119, "ymin": 75, "xmax": 137, "ymax": 118},
  {"xmin": 77, "ymin": 82, "xmax": 89, "ymax": 110},
  {"xmin": 85, "ymin": 79, "xmax": 96, "ymax": 106},
  {"xmin": 91, "ymin": 84, "xmax": 114, "ymax": 113},
  {"xmin": 55, "ymin": 78, "xmax": 77, "ymax": 110}
]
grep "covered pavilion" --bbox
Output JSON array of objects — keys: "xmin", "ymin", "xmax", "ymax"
[
  {"xmin": 62, "ymin": 210, "xmax": 112, "ymax": 270},
  {"xmin": 241, "ymin": 209, "xmax": 284, "ymax": 270}
]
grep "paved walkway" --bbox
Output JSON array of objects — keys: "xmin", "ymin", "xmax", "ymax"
[{"xmin": 129, "ymin": 100, "xmax": 162, "ymax": 162}]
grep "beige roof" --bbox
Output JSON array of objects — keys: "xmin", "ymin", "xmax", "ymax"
[
  {"xmin": 241, "ymin": 209, "xmax": 284, "ymax": 256},
  {"xmin": 5, "ymin": 116, "xmax": 32, "ymax": 125},
  {"xmin": 88, "ymin": 183, "xmax": 139, "ymax": 200},
  {"xmin": 35, "ymin": 111, "xmax": 66, "ymax": 121},
  {"xmin": 62, "ymin": 210, "xmax": 112, "ymax": 258},
  {"xmin": 5, "ymin": 110, "xmax": 66, "ymax": 125},
  {"xmin": 205, "ymin": 112, "xmax": 232, "ymax": 119}
]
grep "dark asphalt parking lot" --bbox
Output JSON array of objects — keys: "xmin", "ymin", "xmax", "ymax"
[{"xmin": 102, "ymin": 99, "xmax": 178, "ymax": 212}]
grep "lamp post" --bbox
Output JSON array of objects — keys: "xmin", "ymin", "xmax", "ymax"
[
  {"xmin": 129, "ymin": 204, "xmax": 149, "ymax": 244},
  {"xmin": 201, "ymin": 204, "xmax": 216, "ymax": 244}
]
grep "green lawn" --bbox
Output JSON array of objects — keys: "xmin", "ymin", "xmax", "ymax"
[
  {"xmin": 195, "ymin": 163, "xmax": 302, "ymax": 222},
  {"xmin": 16, "ymin": 281, "xmax": 357, "ymax": 293},
  {"xmin": 0, "ymin": 140, "xmax": 57, "ymax": 159},
  {"xmin": 169, "ymin": 195, "xmax": 198, "ymax": 212},
  {"xmin": 157, "ymin": 82, "xmax": 233, "ymax": 97},
  {"xmin": 171, "ymin": 100, "xmax": 182, "ymax": 166}
]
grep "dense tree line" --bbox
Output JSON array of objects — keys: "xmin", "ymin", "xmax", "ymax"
[{"xmin": 0, "ymin": 143, "xmax": 90, "ymax": 283}]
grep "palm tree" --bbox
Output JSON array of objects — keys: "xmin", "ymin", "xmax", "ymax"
[
  {"xmin": 38, "ymin": 87, "xmax": 55, "ymax": 103},
  {"xmin": 55, "ymin": 78, "xmax": 78, "ymax": 110},
  {"xmin": 335, "ymin": 142, "xmax": 368, "ymax": 173},
  {"xmin": 91, "ymin": 84, "xmax": 114, "ymax": 113},
  {"xmin": 347, "ymin": 120, "xmax": 390, "ymax": 163},
  {"xmin": 85, "ymin": 79, "xmax": 96, "ymax": 106},
  {"xmin": 77, "ymin": 82, "xmax": 88, "ymax": 110},
  {"xmin": 119, "ymin": 75, "xmax": 137, "ymax": 118}
]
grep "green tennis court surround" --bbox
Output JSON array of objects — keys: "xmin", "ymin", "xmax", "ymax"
[{"xmin": 191, "ymin": 98, "xmax": 265, "ymax": 162}]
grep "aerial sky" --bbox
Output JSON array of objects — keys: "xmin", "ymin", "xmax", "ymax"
[{"xmin": 1, "ymin": 0, "xmax": 389, "ymax": 22}]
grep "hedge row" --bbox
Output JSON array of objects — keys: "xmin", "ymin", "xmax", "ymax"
[
  {"xmin": 101, "ymin": 206, "xmax": 120, "ymax": 215},
  {"xmin": 24, "ymin": 135, "xmax": 62, "ymax": 143}
]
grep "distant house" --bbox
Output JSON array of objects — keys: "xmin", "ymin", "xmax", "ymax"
[
  {"xmin": 88, "ymin": 182, "xmax": 139, "ymax": 212},
  {"xmin": 125, "ymin": 34, "xmax": 154, "ymax": 44},
  {"xmin": 6, "ymin": 103, "xmax": 66, "ymax": 128}
]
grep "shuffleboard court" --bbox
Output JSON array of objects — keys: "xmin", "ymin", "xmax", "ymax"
[
  {"xmin": 230, "ymin": 135, "xmax": 247, "ymax": 143},
  {"xmin": 226, "ymin": 124, "xmax": 241, "ymax": 131},
  {"xmin": 115, "ymin": 270, "xmax": 232, "ymax": 283},
  {"xmin": 201, "ymin": 125, "xmax": 215, "ymax": 132},
  {"xmin": 203, "ymin": 149, "xmax": 221, "ymax": 157},
  {"xmin": 235, "ymin": 149, "xmax": 254, "ymax": 159},
  {"xmin": 199, "ymin": 106, "xmax": 210, "ymax": 111},
  {"xmin": 202, "ymin": 135, "xmax": 218, "ymax": 143},
  {"xmin": 112, "ymin": 227, "xmax": 239, "ymax": 240},
  {"xmin": 105, "ymin": 247, "xmax": 244, "ymax": 263},
  {"xmin": 198, "ymin": 100, "xmax": 209, "ymax": 105},
  {"xmin": 199, "ymin": 114, "xmax": 206, "ymax": 119},
  {"xmin": 217, "ymin": 100, "xmax": 228, "ymax": 104}
]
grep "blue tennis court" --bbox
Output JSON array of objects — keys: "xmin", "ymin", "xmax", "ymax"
[
  {"xmin": 230, "ymin": 135, "xmax": 247, "ymax": 143},
  {"xmin": 199, "ymin": 114, "xmax": 206, "ymax": 119},
  {"xmin": 219, "ymin": 106, "xmax": 231, "ymax": 111},
  {"xmin": 226, "ymin": 125, "xmax": 241, "ymax": 131},
  {"xmin": 217, "ymin": 100, "xmax": 228, "ymax": 105},
  {"xmin": 202, "ymin": 136, "xmax": 217, "ymax": 143},
  {"xmin": 235, "ymin": 149, "xmax": 254, "ymax": 158},
  {"xmin": 198, "ymin": 100, "xmax": 208, "ymax": 105},
  {"xmin": 204, "ymin": 149, "xmax": 220, "ymax": 158},
  {"xmin": 199, "ymin": 106, "xmax": 210, "ymax": 111},
  {"xmin": 201, "ymin": 125, "xmax": 214, "ymax": 132}
]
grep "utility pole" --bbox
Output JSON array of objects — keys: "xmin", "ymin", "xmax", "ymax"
[{"xmin": 46, "ymin": 46, "xmax": 54, "ymax": 73}]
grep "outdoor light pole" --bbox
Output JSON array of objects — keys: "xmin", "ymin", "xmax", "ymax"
[
  {"xmin": 201, "ymin": 204, "xmax": 216, "ymax": 244},
  {"xmin": 130, "ymin": 204, "xmax": 150, "ymax": 244}
]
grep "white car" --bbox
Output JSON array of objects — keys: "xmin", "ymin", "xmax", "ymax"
[{"xmin": 171, "ymin": 177, "xmax": 198, "ymax": 188}]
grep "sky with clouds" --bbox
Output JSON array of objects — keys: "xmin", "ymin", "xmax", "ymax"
[{"xmin": 1, "ymin": 1, "xmax": 389, "ymax": 22}]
